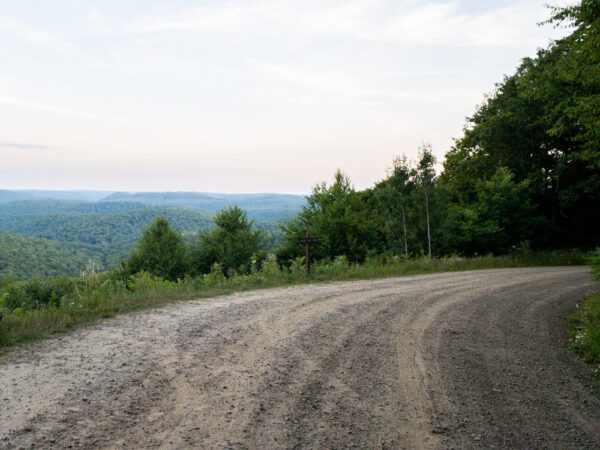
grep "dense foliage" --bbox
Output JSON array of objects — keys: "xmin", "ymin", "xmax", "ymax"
[
  {"xmin": 0, "ymin": 199, "xmax": 151, "ymax": 217},
  {"xmin": 0, "ymin": 232, "xmax": 103, "ymax": 279},
  {"xmin": 120, "ymin": 217, "xmax": 190, "ymax": 280},
  {"xmin": 194, "ymin": 206, "xmax": 262, "ymax": 275},
  {"xmin": 278, "ymin": 170, "xmax": 376, "ymax": 263},
  {"xmin": 0, "ymin": 198, "xmax": 287, "ymax": 276},
  {"xmin": 570, "ymin": 250, "xmax": 600, "ymax": 381},
  {"xmin": 0, "ymin": 207, "xmax": 212, "ymax": 268},
  {"xmin": 0, "ymin": 207, "xmax": 212, "ymax": 246},
  {"xmin": 438, "ymin": 0, "xmax": 600, "ymax": 251},
  {"xmin": 102, "ymin": 192, "xmax": 305, "ymax": 221}
]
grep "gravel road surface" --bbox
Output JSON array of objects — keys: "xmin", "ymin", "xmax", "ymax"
[{"xmin": 1, "ymin": 267, "xmax": 599, "ymax": 449}]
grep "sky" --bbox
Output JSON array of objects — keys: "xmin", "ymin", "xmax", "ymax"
[{"xmin": 0, "ymin": 0, "xmax": 572, "ymax": 194}]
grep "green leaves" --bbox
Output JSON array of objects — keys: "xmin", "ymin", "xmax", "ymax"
[
  {"xmin": 123, "ymin": 217, "xmax": 190, "ymax": 281},
  {"xmin": 590, "ymin": 249, "xmax": 600, "ymax": 281},
  {"xmin": 0, "ymin": 232, "xmax": 102, "ymax": 279},
  {"xmin": 280, "ymin": 170, "xmax": 374, "ymax": 263},
  {"xmin": 195, "ymin": 206, "xmax": 262, "ymax": 275},
  {"xmin": 440, "ymin": 1, "xmax": 600, "ymax": 251}
]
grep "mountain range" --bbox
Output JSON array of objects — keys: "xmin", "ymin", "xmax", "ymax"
[{"xmin": 0, "ymin": 190, "xmax": 306, "ymax": 278}]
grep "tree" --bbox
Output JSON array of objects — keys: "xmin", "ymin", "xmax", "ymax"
[
  {"xmin": 375, "ymin": 155, "xmax": 414, "ymax": 258},
  {"xmin": 194, "ymin": 206, "xmax": 262, "ymax": 275},
  {"xmin": 122, "ymin": 217, "xmax": 189, "ymax": 280},
  {"xmin": 438, "ymin": 167, "xmax": 534, "ymax": 255},
  {"xmin": 440, "ymin": 3, "xmax": 600, "ymax": 250},
  {"xmin": 415, "ymin": 144, "xmax": 436, "ymax": 258},
  {"xmin": 546, "ymin": 0, "xmax": 600, "ymax": 168},
  {"xmin": 280, "ymin": 170, "xmax": 374, "ymax": 263}
]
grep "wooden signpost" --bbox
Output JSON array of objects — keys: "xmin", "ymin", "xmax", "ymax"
[{"xmin": 298, "ymin": 231, "xmax": 319, "ymax": 273}]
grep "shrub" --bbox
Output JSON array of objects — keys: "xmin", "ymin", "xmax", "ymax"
[
  {"xmin": 590, "ymin": 248, "xmax": 600, "ymax": 281},
  {"xmin": 1, "ymin": 276, "xmax": 76, "ymax": 312},
  {"xmin": 2, "ymin": 283, "xmax": 28, "ymax": 312},
  {"xmin": 195, "ymin": 206, "xmax": 262, "ymax": 275},
  {"xmin": 570, "ymin": 292, "xmax": 600, "ymax": 381},
  {"xmin": 260, "ymin": 253, "xmax": 281, "ymax": 277},
  {"xmin": 122, "ymin": 217, "xmax": 190, "ymax": 281},
  {"xmin": 569, "ymin": 249, "xmax": 600, "ymax": 381}
]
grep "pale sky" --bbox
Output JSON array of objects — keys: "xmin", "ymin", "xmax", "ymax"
[{"xmin": 0, "ymin": 0, "xmax": 571, "ymax": 194}]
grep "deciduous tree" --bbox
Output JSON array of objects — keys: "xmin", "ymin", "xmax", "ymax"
[{"xmin": 122, "ymin": 217, "xmax": 189, "ymax": 280}]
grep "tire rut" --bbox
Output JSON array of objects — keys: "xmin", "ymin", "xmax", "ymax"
[{"xmin": 1, "ymin": 267, "xmax": 598, "ymax": 449}]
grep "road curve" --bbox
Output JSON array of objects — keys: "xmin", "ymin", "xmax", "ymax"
[{"xmin": 1, "ymin": 267, "xmax": 599, "ymax": 449}]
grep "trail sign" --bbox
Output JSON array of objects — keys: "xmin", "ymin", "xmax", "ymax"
[
  {"xmin": 298, "ymin": 237, "xmax": 319, "ymax": 244},
  {"xmin": 298, "ymin": 231, "xmax": 319, "ymax": 273}
]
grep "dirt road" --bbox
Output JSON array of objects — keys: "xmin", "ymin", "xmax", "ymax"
[{"xmin": 1, "ymin": 267, "xmax": 599, "ymax": 449}]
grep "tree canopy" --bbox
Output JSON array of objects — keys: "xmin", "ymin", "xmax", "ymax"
[
  {"xmin": 122, "ymin": 217, "xmax": 190, "ymax": 280},
  {"xmin": 278, "ymin": 170, "xmax": 376, "ymax": 263},
  {"xmin": 277, "ymin": 1, "xmax": 600, "ymax": 261},
  {"xmin": 194, "ymin": 206, "xmax": 262, "ymax": 275}
]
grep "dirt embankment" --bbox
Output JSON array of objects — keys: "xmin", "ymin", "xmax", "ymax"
[{"xmin": 1, "ymin": 267, "xmax": 599, "ymax": 449}]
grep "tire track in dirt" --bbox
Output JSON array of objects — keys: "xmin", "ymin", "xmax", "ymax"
[{"xmin": 0, "ymin": 267, "xmax": 598, "ymax": 449}]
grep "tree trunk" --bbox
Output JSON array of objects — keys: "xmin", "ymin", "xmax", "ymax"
[
  {"xmin": 425, "ymin": 190, "xmax": 431, "ymax": 258},
  {"xmin": 401, "ymin": 201, "xmax": 408, "ymax": 259}
]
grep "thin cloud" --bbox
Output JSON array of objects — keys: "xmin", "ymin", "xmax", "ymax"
[
  {"xmin": 125, "ymin": 3, "xmax": 266, "ymax": 34},
  {"xmin": 249, "ymin": 59, "xmax": 485, "ymax": 108},
  {"xmin": 0, "ymin": 15, "xmax": 73, "ymax": 51},
  {"xmin": 124, "ymin": 0, "xmax": 557, "ymax": 48},
  {"xmin": 0, "ymin": 141, "xmax": 54, "ymax": 150},
  {"xmin": 0, "ymin": 96, "xmax": 99, "ymax": 120},
  {"xmin": 355, "ymin": 70, "xmax": 491, "ymax": 78}
]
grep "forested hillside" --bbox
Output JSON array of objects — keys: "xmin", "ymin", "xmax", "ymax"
[
  {"xmin": 0, "ymin": 192, "xmax": 297, "ymax": 277},
  {"xmin": 0, "ymin": 208, "xmax": 213, "ymax": 268},
  {"xmin": 0, "ymin": 199, "xmax": 151, "ymax": 217},
  {"xmin": 0, "ymin": 191, "xmax": 305, "ymax": 222},
  {"xmin": 102, "ymin": 192, "xmax": 305, "ymax": 220},
  {"xmin": 0, "ymin": 232, "xmax": 103, "ymax": 279},
  {"xmin": 0, "ymin": 201, "xmax": 286, "ymax": 276}
]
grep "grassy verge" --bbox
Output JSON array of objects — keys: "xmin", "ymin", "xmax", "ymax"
[
  {"xmin": 0, "ymin": 250, "xmax": 587, "ymax": 354},
  {"xmin": 569, "ymin": 250, "xmax": 600, "ymax": 382}
]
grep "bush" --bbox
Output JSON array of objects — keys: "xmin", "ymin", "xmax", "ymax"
[
  {"xmin": 569, "ymin": 249, "xmax": 600, "ymax": 381},
  {"xmin": 122, "ymin": 217, "xmax": 190, "ymax": 281},
  {"xmin": 194, "ymin": 206, "xmax": 262, "ymax": 275},
  {"xmin": 2, "ymin": 283, "xmax": 28, "ymax": 312},
  {"xmin": 570, "ymin": 292, "xmax": 600, "ymax": 381},
  {"xmin": 590, "ymin": 248, "xmax": 600, "ymax": 281},
  {"xmin": 260, "ymin": 253, "xmax": 281, "ymax": 277},
  {"xmin": 1, "ymin": 276, "xmax": 76, "ymax": 312}
]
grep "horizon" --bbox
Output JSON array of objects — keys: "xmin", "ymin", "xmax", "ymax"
[
  {"xmin": 1, "ymin": 188, "xmax": 308, "ymax": 196},
  {"xmin": 1, "ymin": 1, "xmax": 572, "ymax": 194}
]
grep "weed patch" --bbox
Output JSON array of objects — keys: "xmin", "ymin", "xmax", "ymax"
[{"xmin": 569, "ymin": 250, "xmax": 600, "ymax": 382}]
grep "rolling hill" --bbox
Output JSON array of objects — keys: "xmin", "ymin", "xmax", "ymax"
[
  {"xmin": 100, "ymin": 192, "xmax": 305, "ymax": 221},
  {"xmin": 0, "ymin": 232, "xmax": 104, "ymax": 280},
  {"xmin": 0, "ymin": 190, "xmax": 113, "ymax": 203},
  {"xmin": 0, "ymin": 190, "xmax": 306, "ymax": 221},
  {"xmin": 0, "ymin": 191, "xmax": 300, "ymax": 276},
  {"xmin": 0, "ymin": 208, "xmax": 213, "ymax": 268},
  {"xmin": 0, "ymin": 199, "xmax": 151, "ymax": 217}
]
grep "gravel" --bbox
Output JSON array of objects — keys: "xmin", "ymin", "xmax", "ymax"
[{"xmin": 0, "ymin": 267, "xmax": 598, "ymax": 449}]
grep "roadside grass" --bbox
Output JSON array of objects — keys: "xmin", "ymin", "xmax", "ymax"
[
  {"xmin": 569, "ymin": 250, "xmax": 600, "ymax": 382},
  {"xmin": 0, "ymin": 249, "xmax": 588, "ymax": 354}
]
